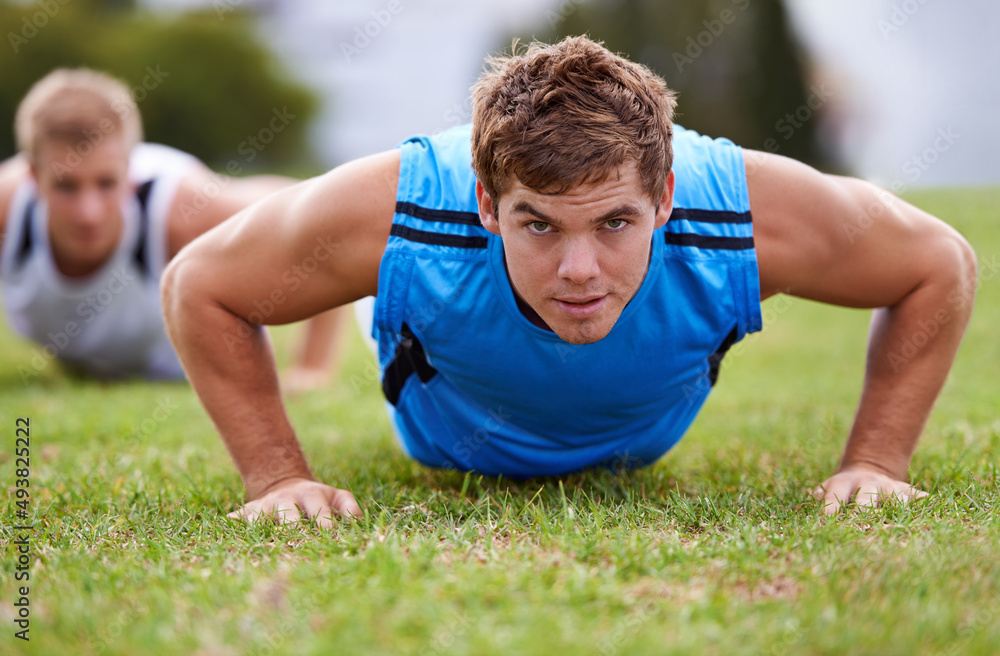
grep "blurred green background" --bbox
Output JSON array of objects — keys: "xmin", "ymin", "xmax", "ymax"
[
  {"xmin": 0, "ymin": 0, "xmax": 319, "ymax": 173},
  {"xmin": 1, "ymin": 0, "xmax": 827, "ymax": 174}
]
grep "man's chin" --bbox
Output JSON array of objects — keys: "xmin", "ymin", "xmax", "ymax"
[{"xmin": 551, "ymin": 320, "xmax": 615, "ymax": 345}]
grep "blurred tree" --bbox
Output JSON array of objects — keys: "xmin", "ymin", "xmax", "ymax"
[
  {"xmin": 540, "ymin": 0, "xmax": 829, "ymax": 169},
  {"xmin": 0, "ymin": 0, "xmax": 318, "ymax": 172}
]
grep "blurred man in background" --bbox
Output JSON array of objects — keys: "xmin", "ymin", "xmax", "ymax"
[{"xmin": 0, "ymin": 68, "xmax": 346, "ymax": 385}]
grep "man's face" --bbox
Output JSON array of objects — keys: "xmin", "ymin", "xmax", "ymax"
[
  {"xmin": 478, "ymin": 164, "xmax": 674, "ymax": 344},
  {"xmin": 31, "ymin": 135, "xmax": 130, "ymax": 272}
]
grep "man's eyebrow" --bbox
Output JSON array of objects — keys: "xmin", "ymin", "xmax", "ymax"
[
  {"xmin": 509, "ymin": 201, "xmax": 644, "ymax": 225},
  {"xmin": 510, "ymin": 201, "xmax": 553, "ymax": 223}
]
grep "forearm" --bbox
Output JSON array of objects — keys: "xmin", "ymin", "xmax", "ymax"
[
  {"xmin": 840, "ymin": 260, "xmax": 975, "ymax": 479},
  {"xmin": 163, "ymin": 263, "xmax": 314, "ymax": 499}
]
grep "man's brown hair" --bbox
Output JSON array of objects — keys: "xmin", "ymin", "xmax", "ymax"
[
  {"xmin": 15, "ymin": 68, "xmax": 142, "ymax": 167},
  {"xmin": 471, "ymin": 36, "xmax": 677, "ymax": 205}
]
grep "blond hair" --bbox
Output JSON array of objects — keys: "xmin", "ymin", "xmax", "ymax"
[
  {"xmin": 15, "ymin": 68, "xmax": 142, "ymax": 165},
  {"xmin": 471, "ymin": 36, "xmax": 677, "ymax": 204}
]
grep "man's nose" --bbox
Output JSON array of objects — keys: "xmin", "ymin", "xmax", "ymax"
[
  {"xmin": 74, "ymin": 190, "xmax": 105, "ymax": 225},
  {"xmin": 558, "ymin": 237, "xmax": 600, "ymax": 284}
]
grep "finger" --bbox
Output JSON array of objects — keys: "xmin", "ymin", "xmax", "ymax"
[
  {"xmin": 229, "ymin": 504, "xmax": 264, "ymax": 524},
  {"xmin": 822, "ymin": 494, "xmax": 844, "ymax": 516},
  {"xmin": 821, "ymin": 479, "xmax": 860, "ymax": 516},
  {"xmin": 267, "ymin": 501, "xmax": 302, "ymax": 525},
  {"xmin": 858, "ymin": 485, "xmax": 880, "ymax": 506},
  {"xmin": 297, "ymin": 488, "xmax": 339, "ymax": 529},
  {"xmin": 332, "ymin": 489, "xmax": 363, "ymax": 519},
  {"xmin": 887, "ymin": 484, "xmax": 929, "ymax": 504},
  {"xmin": 246, "ymin": 495, "xmax": 303, "ymax": 525},
  {"xmin": 854, "ymin": 480, "xmax": 922, "ymax": 508}
]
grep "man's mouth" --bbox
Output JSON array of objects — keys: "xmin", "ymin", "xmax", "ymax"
[{"xmin": 553, "ymin": 295, "xmax": 607, "ymax": 318}]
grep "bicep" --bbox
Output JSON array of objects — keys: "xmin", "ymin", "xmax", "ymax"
[
  {"xmin": 170, "ymin": 149, "xmax": 399, "ymax": 325},
  {"xmin": 166, "ymin": 170, "xmax": 299, "ymax": 257},
  {"xmin": 748, "ymin": 150, "xmax": 960, "ymax": 308}
]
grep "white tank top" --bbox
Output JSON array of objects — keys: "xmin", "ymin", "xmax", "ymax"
[{"xmin": 0, "ymin": 143, "xmax": 199, "ymax": 379}]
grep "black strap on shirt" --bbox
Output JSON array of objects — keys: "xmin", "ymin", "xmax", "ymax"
[{"xmin": 132, "ymin": 180, "xmax": 155, "ymax": 279}]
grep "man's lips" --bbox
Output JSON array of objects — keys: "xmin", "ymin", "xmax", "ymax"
[{"xmin": 553, "ymin": 294, "xmax": 607, "ymax": 318}]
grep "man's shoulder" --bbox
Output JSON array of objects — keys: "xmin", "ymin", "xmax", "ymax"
[
  {"xmin": 670, "ymin": 126, "xmax": 750, "ymax": 216},
  {"xmin": 0, "ymin": 155, "xmax": 31, "ymax": 245},
  {"xmin": 396, "ymin": 124, "xmax": 478, "ymax": 218},
  {"xmin": 129, "ymin": 143, "xmax": 202, "ymax": 184}
]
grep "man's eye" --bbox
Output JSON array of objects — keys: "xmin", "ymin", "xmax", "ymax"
[
  {"xmin": 528, "ymin": 221, "xmax": 550, "ymax": 233},
  {"xmin": 606, "ymin": 219, "xmax": 626, "ymax": 230}
]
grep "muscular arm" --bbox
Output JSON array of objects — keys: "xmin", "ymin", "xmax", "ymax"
[
  {"xmin": 747, "ymin": 151, "xmax": 977, "ymax": 514},
  {"xmin": 0, "ymin": 155, "xmax": 30, "ymax": 266},
  {"xmin": 166, "ymin": 167, "xmax": 299, "ymax": 258},
  {"xmin": 161, "ymin": 149, "xmax": 399, "ymax": 526},
  {"xmin": 167, "ymin": 167, "xmax": 352, "ymax": 392}
]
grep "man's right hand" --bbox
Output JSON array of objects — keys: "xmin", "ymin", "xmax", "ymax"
[
  {"xmin": 161, "ymin": 150, "xmax": 397, "ymax": 533},
  {"xmin": 227, "ymin": 477, "xmax": 362, "ymax": 529}
]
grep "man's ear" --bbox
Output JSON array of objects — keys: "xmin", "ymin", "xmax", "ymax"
[
  {"xmin": 477, "ymin": 180, "xmax": 502, "ymax": 236},
  {"xmin": 654, "ymin": 170, "xmax": 675, "ymax": 229}
]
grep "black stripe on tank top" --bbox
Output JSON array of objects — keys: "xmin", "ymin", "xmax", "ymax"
[
  {"xmin": 390, "ymin": 224, "xmax": 488, "ymax": 249},
  {"xmin": 15, "ymin": 199, "xmax": 35, "ymax": 268},
  {"xmin": 132, "ymin": 180, "xmax": 155, "ymax": 279},
  {"xmin": 382, "ymin": 323, "xmax": 438, "ymax": 406},
  {"xmin": 395, "ymin": 201, "xmax": 481, "ymax": 226},
  {"xmin": 670, "ymin": 207, "xmax": 752, "ymax": 225},
  {"xmin": 664, "ymin": 232, "xmax": 755, "ymax": 251}
]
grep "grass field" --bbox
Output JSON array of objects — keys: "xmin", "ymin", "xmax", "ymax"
[{"xmin": 1, "ymin": 187, "xmax": 999, "ymax": 656}]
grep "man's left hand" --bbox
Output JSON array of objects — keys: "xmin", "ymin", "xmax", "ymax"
[{"xmin": 815, "ymin": 465, "xmax": 928, "ymax": 515}]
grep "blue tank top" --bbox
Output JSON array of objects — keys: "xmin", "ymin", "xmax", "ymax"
[{"xmin": 374, "ymin": 124, "xmax": 761, "ymax": 477}]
